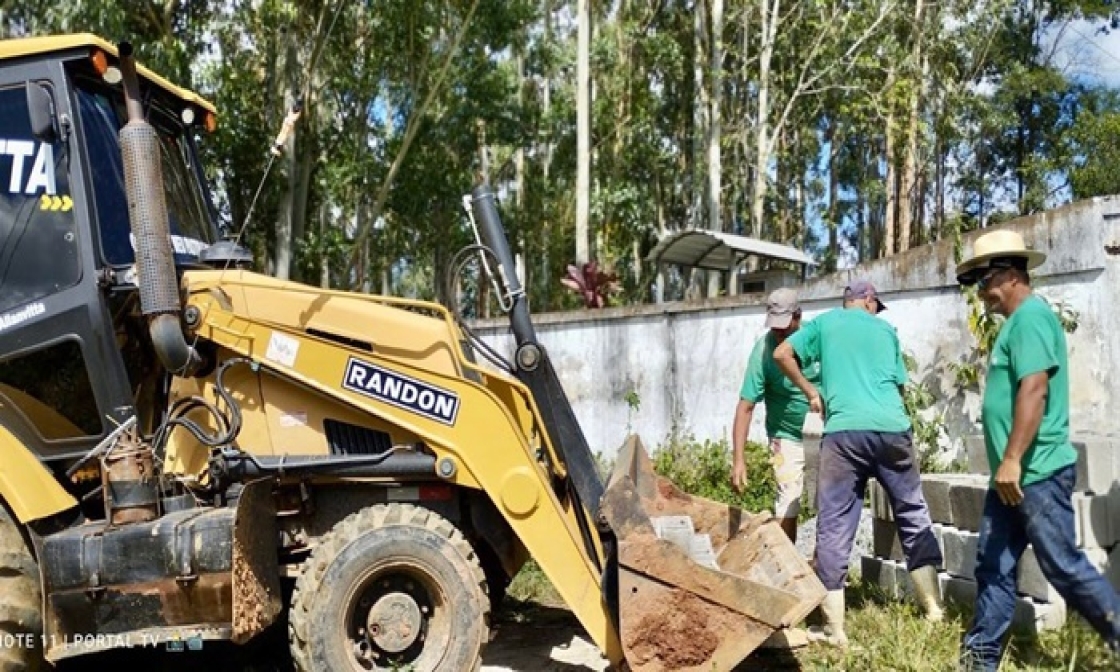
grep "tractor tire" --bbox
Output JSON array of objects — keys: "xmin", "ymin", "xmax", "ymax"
[
  {"xmin": 288, "ymin": 503, "xmax": 489, "ymax": 672},
  {"xmin": 0, "ymin": 505, "xmax": 43, "ymax": 672}
]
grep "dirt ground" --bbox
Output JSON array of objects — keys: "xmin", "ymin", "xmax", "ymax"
[
  {"xmin": 53, "ymin": 605, "xmax": 610, "ymax": 672},
  {"xmin": 480, "ymin": 603, "xmax": 610, "ymax": 672},
  {"xmin": 53, "ymin": 602, "xmax": 801, "ymax": 671}
]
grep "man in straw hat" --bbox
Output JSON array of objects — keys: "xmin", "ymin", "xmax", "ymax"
[
  {"xmin": 955, "ymin": 230, "xmax": 1120, "ymax": 669},
  {"xmin": 731, "ymin": 287, "xmax": 821, "ymax": 544},
  {"xmin": 773, "ymin": 279, "xmax": 944, "ymax": 648}
]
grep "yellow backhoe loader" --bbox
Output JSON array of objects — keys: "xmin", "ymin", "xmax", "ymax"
[{"xmin": 0, "ymin": 33, "xmax": 825, "ymax": 671}]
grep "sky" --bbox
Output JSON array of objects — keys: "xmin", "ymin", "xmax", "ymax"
[{"xmin": 1050, "ymin": 19, "xmax": 1120, "ymax": 88}]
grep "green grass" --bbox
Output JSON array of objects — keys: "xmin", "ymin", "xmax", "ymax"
[
  {"xmin": 504, "ymin": 561, "xmax": 1116, "ymax": 671},
  {"xmin": 793, "ymin": 578, "xmax": 1116, "ymax": 671},
  {"xmin": 507, "ymin": 558, "xmax": 562, "ymax": 606}
]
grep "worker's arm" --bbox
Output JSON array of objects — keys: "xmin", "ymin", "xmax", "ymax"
[
  {"xmin": 731, "ymin": 399, "xmax": 756, "ymax": 491},
  {"xmin": 994, "ymin": 372, "xmax": 1048, "ymax": 506},
  {"xmin": 732, "ymin": 339, "xmax": 766, "ymax": 491},
  {"xmin": 774, "ymin": 341, "xmax": 822, "ymax": 415}
]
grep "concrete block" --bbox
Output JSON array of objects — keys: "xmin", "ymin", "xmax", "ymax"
[
  {"xmin": 940, "ymin": 574, "xmax": 977, "ymax": 608},
  {"xmin": 965, "ymin": 435, "xmax": 989, "ymax": 475},
  {"xmin": 1073, "ymin": 493, "xmax": 1114, "ymax": 549},
  {"xmin": 1108, "ymin": 545, "xmax": 1120, "ymax": 591},
  {"xmin": 1110, "ymin": 487, "xmax": 1120, "ymax": 548},
  {"xmin": 1017, "ymin": 546, "xmax": 1108, "ymax": 604},
  {"xmin": 873, "ymin": 517, "xmax": 904, "ymax": 562},
  {"xmin": 1012, "ymin": 597, "xmax": 1067, "ymax": 635},
  {"xmin": 1072, "ymin": 434, "xmax": 1120, "ymax": 495},
  {"xmin": 868, "ymin": 478, "xmax": 893, "ymax": 521},
  {"xmin": 942, "ymin": 527, "xmax": 979, "ymax": 580},
  {"xmin": 937, "ymin": 575, "xmax": 1066, "ymax": 633},
  {"xmin": 921, "ymin": 474, "xmax": 984, "ymax": 526},
  {"xmin": 884, "ymin": 558, "xmax": 913, "ymax": 599},
  {"xmin": 932, "ymin": 523, "xmax": 945, "ymax": 552},
  {"xmin": 1017, "ymin": 546, "xmax": 1062, "ymax": 604},
  {"xmin": 949, "ymin": 479, "xmax": 990, "ymax": 533},
  {"xmin": 859, "ymin": 555, "xmax": 887, "ymax": 590},
  {"xmin": 860, "ymin": 555, "xmax": 913, "ymax": 599}
]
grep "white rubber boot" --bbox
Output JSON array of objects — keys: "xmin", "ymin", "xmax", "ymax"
[
  {"xmin": 910, "ymin": 564, "xmax": 945, "ymax": 622},
  {"xmin": 806, "ymin": 589, "xmax": 848, "ymax": 648}
]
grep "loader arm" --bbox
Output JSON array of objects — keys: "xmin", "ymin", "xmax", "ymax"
[{"xmin": 468, "ymin": 187, "xmax": 605, "ymax": 515}]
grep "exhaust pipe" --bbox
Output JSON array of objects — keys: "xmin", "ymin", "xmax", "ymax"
[{"xmin": 117, "ymin": 42, "xmax": 200, "ymax": 376}]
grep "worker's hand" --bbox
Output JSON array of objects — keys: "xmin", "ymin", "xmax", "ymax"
[
  {"xmin": 994, "ymin": 457, "xmax": 1024, "ymax": 506},
  {"xmin": 731, "ymin": 458, "xmax": 747, "ymax": 492},
  {"xmin": 808, "ymin": 391, "xmax": 824, "ymax": 416}
]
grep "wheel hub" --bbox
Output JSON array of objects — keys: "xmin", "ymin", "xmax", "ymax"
[{"xmin": 366, "ymin": 591, "xmax": 423, "ymax": 653}]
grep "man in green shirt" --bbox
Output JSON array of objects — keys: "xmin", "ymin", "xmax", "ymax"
[
  {"xmin": 956, "ymin": 230, "xmax": 1120, "ymax": 671},
  {"xmin": 731, "ymin": 287, "xmax": 821, "ymax": 543},
  {"xmin": 773, "ymin": 280, "xmax": 944, "ymax": 648}
]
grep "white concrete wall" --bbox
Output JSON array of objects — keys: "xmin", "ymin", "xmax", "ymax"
[{"xmin": 469, "ymin": 196, "xmax": 1120, "ymax": 463}]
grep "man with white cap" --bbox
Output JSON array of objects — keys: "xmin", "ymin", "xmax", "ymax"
[
  {"xmin": 731, "ymin": 287, "xmax": 820, "ymax": 543},
  {"xmin": 955, "ymin": 230, "xmax": 1120, "ymax": 670},
  {"xmin": 772, "ymin": 279, "xmax": 944, "ymax": 648}
]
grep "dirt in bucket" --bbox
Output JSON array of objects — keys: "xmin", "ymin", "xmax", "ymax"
[{"xmin": 623, "ymin": 588, "xmax": 729, "ymax": 670}]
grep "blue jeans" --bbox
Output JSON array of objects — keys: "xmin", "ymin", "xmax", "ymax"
[
  {"xmin": 962, "ymin": 464, "xmax": 1120, "ymax": 670},
  {"xmin": 816, "ymin": 430, "xmax": 942, "ymax": 590}
]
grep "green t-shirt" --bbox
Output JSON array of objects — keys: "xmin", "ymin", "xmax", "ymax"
[
  {"xmin": 981, "ymin": 294, "xmax": 1076, "ymax": 485},
  {"xmin": 740, "ymin": 332, "xmax": 822, "ymax": 441},
  {"xmin": 787, "ymin": 308, "xmax": 911, "ymax": 434}
]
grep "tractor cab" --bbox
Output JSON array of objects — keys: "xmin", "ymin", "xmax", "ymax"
[{"xmin": 0, "ymin": 34, "xmax": 222, "ymax": 465}]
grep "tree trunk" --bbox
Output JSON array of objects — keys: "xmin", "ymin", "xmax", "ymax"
[
  {"xmin": 516, "ymin": 50, "xmax": 527, "ymax": 290},
  {"xmin": 897, "ymin": 0, "xmax": 924, "ymax": 254},
  {"xmin": 883, "ymin": 68, "xmax": 897, "ymax": 258},
  {"xmin": 359, "ymin": 202, "xmax": 372, "ymax": 293},
  {"xmin": 540, "ymin": 0, "xmax": 554, "ymax": 308},
  {"xmin": 751, "ymin": 0, "xmax": 779, "ymax": 238},
  {"xmin": 576, "ymin": 0, "xmax": 591, "ymax": 264},
  {"xmin": 319, "ymin": 199, "xmax": 330, "ymax": 288},
  {"xmin": 478, "ymin": 123, "xmax": 491, "ymax": 319},
  {"xmin": 936, "ymin": 128, "xmax": 945, "ymax": 240},
  {"xmin": 692, "ymin": 0, "xmax": 707, "ymax": 231},
  {"xmin": 827, "ymin": 120, "xmax": 840, "ymax": 267},
  {"xmin": 856, "ymin": 171, "xmax": 868, "ymax": 263},
  {"xmin": 775, "ymin": 130, "xmax": 787, "ymax": 243},
  {"xmin": 709, "ymin": 0, "xmax": 725, "ymax": 296},
  {"xmin": 273, "ymin": 37, "xmax": 300, "ymax": 280},
  {"xmin": 794, "ymin": 131, "xmax": 806, "ymax": 248}
]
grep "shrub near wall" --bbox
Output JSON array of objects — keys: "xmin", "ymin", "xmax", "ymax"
[{"xmin": 651, "ymin": 434, "xmax": 777, "ymax": 514}]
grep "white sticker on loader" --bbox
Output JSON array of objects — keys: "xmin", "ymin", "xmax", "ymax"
[
  {"xmin": 278, "ymin": 411, "xmax": 307, "ymax": 428},
  {"xmin": 0, "ymin": 139, "xmax": 56, "ymax": 195},
  {"xmin": 0, "ymin": 302, "xmax": 45, "ymax": 333},
  {"xmin": 265, "ymin": 331, "xmax": 300, "ymax": 367}
]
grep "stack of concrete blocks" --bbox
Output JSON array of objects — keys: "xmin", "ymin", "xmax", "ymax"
[{"xmin": 860, "ymin": 434, "xmax": 1120, "ymax": 635}]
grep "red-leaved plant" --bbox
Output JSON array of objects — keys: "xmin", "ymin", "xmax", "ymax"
[{"xmin": 561, "ymin": 261, "xmax": 621, "ymax": 308}]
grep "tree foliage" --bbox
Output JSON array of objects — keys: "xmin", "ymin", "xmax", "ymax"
[{"xmin": 3, "ymin": 0, "xmax": 1119, "ymax": 311}]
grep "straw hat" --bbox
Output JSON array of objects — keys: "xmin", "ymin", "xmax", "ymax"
[{"xmin": 955, "ymin": 229, "xmax": 1047, "ymax": 284}]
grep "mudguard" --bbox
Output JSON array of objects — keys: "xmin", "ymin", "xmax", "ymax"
[
  {"xmin": 40, "ymin": 478, "xmax": 281, "ymax": 662},
  {"xmin": 0, "ymin": 424, "xmax": 76, "ymax": 523}
]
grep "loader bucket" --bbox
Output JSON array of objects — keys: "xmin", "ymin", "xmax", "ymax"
[{"xmin": 600, "ymin": 435, "xmax": 827, "ymax": 672}]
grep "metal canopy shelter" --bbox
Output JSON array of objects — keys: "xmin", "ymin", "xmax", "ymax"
[{"xmin": 647, "ymin": 229, "xmax": 815, "ymax": 271}]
